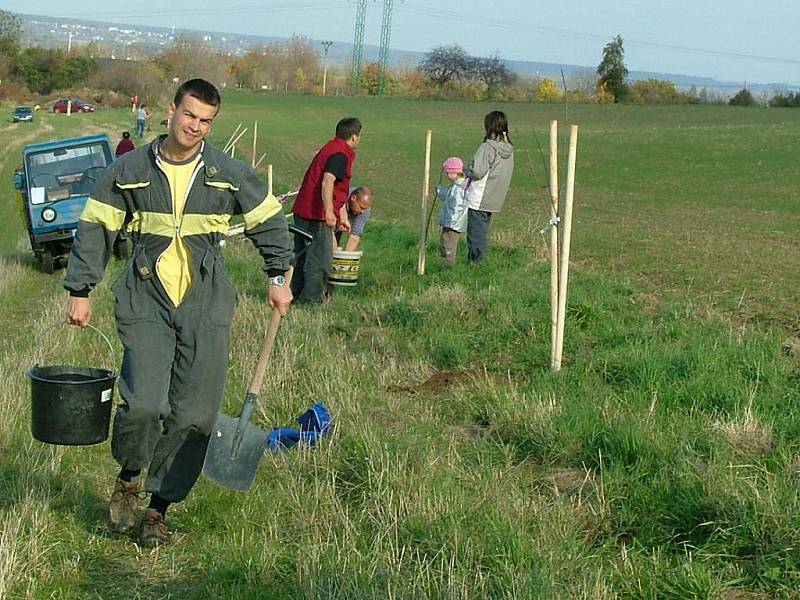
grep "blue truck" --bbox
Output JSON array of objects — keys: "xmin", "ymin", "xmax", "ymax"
[{"xmin": 14, "ymin": 134, "xmax": 128, "ymax": 273}]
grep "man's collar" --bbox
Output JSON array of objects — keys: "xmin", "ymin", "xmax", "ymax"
[{"xmin": 151, "ymin": 135, "xmax": 207, "ymax": 167}]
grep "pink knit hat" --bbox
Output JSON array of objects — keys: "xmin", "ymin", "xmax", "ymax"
[{"xmin": 442, "ymin": 156, "xmax": 464, "ymax": 174}]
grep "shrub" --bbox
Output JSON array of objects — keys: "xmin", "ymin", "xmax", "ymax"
[
  {"xmin": 628, "ymin": 79, "xmax": 691, "ymax": 105},
  {"xmin": 536, "ymin": 77, "xmax": 561, "ymax": 102},
  {"xmin": 729, "ymin": 87, "xmax": 756, "ymax": 107},
  {"xmin": 769, "ymin": 91, "xmax": 800, "ymax": 107}
]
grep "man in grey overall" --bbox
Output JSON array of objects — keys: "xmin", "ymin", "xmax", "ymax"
[{"xmin": 64, "ymin": 79, "xmax": 292, "ymax": 547}]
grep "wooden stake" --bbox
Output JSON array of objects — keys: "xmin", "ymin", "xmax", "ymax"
[
  {"xmin": 224, "ymin": 124, "xmax": 242, "ymax": 152},
  {"xmin": 254, "ymin": 153, "xmax": 267, "ymax": 170},
  {"xmin": 417, "ymin": 129, "xmax": 432, "ymax": 276},
  {"xmin": 549, "ymin": 120, "xmax": 559, "ymax": 370},
  {"xmin": 267, "ymin": 164, "xmax": 273, "ymax": 197},
  {"xmin": 554, "ymin": 125, "xmax": 578, "ymax": 371},
  {"xmin": 224, "ymin": 127, "xmax": 248, "ymax": 154},
  {"xmin": 252, "ymin": 121, "xmax": 258, "ymax": 168}
]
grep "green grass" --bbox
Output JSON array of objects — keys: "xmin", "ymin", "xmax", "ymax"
[{"xmin": 1, "ymin": 94, "xmax": 799, "ymax": 598}]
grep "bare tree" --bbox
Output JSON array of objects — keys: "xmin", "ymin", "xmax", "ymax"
[
  {"xmin": 418, "ymin": 44, "xmax": 470, "ymax": 86},
  {"xmin": 87, "ymin": 60, "xmax": 169, "ymax": 104},
  {"xmin": 229, "ymin": 36, "xmax": 319, "ymax": 92},
  {"xmin": 469, "ymin": 54, "xmax": 515, "ymax": 98},
  {"xmin": 155, "ymin": 36, "xmax": 227, "ymax": 86}
]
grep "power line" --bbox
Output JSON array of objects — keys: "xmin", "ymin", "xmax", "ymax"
[
  {"xmin": 28, "ymin": 1, "xmax": 800, "ymax": 69},
  {"xmin": 46, "ymin": 3, "xmax": 352, "ymax": 22},
  {"xmin": 398, "ymin": 2, "xmax": 800, "ymax": 67}
]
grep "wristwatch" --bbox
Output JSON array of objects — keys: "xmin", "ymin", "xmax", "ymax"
[{"xmin": 268, "ymin": 274, "xmax": 286, "ymax": 287}]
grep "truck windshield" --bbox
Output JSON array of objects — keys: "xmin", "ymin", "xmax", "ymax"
[{"xmin": 26, "ymin": 142, "xmax": 112, "ymax": 203}]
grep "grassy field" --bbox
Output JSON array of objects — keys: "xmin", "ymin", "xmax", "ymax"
[{"xmin": 1, "ymin": 93, "xmax": 799, "ymax": 599}]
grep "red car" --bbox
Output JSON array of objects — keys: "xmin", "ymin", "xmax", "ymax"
[{"xmin": 52, "ymin": 98, "xmax": 95, "ymax": 113}]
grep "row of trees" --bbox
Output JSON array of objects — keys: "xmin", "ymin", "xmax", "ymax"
[
  {"xmin": 1, "ymin": 11, "xmax": 97, "ymax": 94},
  {"xmin": 412, "ymin": 39, "xmax": 710, "ymax": 105},
  {"xmin": 229, "ymin": 37, "xmax": 321, "ymax": 92},
  {"xmin": 2, "ymin": 10, "xmax": 796, "ymax": 108},
  {"xmin": 594, "ymin": 34, "xmax": 799, "ymax": 108}
]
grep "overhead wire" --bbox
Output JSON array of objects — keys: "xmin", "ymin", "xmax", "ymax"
[
  {"xmin": 39, "ymin": 1, "xmax": 799, "ymax": 67},
  {"xmin": 397, "ymin": 2, "xmax": 800, "ymax": 66},
  {"xmin": 47, "ymin": 3, "xmax": 352, "ymax": 22}
]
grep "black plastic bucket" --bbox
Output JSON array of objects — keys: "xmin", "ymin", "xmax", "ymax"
[{"xmin": 28, "ymin": 325, "xmax": 117, "ymax": 446}]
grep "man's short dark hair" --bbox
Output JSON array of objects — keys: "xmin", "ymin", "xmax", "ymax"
[
  {"xmin": 122, "ymin": 131, "xmax": 130, "ymax": 139},
  {"xmin": 174, "ymin": 78, "xmax": 221, "ymax": 109},
  {"xmin": 336, "ymin": 117, "xmax": 361, "ymax": 140}
]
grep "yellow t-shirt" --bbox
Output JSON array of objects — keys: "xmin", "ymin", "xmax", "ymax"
[{"xmin": 157, "ymin": 154, "xmax": 201, "ymax": 306}]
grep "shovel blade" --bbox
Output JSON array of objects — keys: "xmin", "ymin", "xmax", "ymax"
[{"xmin": 203, "ymin": 413, "xmax": 269, "ymax": 491}]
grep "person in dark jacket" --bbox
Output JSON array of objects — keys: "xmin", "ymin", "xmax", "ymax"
[
  {"xmin": 291, "ymin": 117, "xmax": 361, "ymax": 303},
  {"xmin": 115, "ymin": 131, "xmax": 135, "ymax": 157},
  {"xmin": 464, "ymin": 111, "xmax": 514, "ymax": 264},
  {"xmin": 64, "ymin": 79, "xmax": 292, "ymax": 547}
]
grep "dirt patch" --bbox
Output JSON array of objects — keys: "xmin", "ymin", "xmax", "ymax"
[
  {"xmin": 446, "ymin": 424, "xmax": 492, "ymax": 442},
  {"xmin": 782, "ymin": 337, "xmax": 800, "ymax": 358},
  {"xmin": 350, "ymin": 326, "xmax": 381, "ymax": 341},
  {"xmin": 718, "ymin": 418, "xmax": 774, "ymax": 457},
  {"xmin": 631, "ymin": 292, "xmax": 661, "ymax": 316},
  {"xmin": 535, "ymin": 467, "xmax": 594, "ymax": 498},
  {"xmin": 730, "ymin": 428, "xmax": 773, "ymax": 456},
  {"xmin": 387, "ymin": 369, "xmax": 510, "ymax": 394},
  {"xmin": 712, "ymin": 590, "xmax": 770, "ymax": 600}
]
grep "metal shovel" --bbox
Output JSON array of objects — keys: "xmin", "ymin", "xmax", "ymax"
[{"xmin": 202, "ymin": 267, "xmax": 293, "ymax": 491}]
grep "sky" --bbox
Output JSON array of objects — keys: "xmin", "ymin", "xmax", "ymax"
[{"xmin": 6, "ymin": 0, "xmax": 800, "ymax": 85}]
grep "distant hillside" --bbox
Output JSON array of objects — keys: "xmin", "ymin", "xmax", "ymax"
[{"xmin": 17, "ymin": 12, "xmax": 798, "ymax": 96}]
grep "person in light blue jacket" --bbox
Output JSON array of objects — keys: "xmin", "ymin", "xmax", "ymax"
[{"xmin": 436, "ymin": 156, "xmax": 469, "ymax": 266}]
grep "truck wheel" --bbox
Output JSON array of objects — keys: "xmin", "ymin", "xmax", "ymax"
[
  {"xmin": 40, "ymin": 251, "xmax": 55, "ymax": 274},
  {"xmin": 113, "ymin": 236, "xmax": 130, "ymax": 261}
]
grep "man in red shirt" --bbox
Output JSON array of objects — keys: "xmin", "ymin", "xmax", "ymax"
[{"xmin": 291, "ymin": 117, "xmax": 361, "ymax": 303}]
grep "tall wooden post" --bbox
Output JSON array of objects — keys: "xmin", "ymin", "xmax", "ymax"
[
  {"xmin": 554, "ymin": 125, "xmax": 578, "ymax": 371},
  {"xmin": 549, "ymin": 120, "xmax": 559, "ymax": 370},
  {"xmin": 417, "ymin": 129, "xmax": 432, "ymax": 275},
  {"xmin": 252, "ymin": 121, "xmax": 258, "ymax": 168}
]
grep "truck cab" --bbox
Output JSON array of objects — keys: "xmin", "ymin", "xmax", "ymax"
[{"xmin": 13, "ymin": 134, "xmax": 128, "ymax": 273}]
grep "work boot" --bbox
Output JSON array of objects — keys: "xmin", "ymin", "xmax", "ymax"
[
  {"xmin": 138, "ymin": 509, "xmax": 172, "ymax": 547},
  {"xmin": 108, "ymin": 478, "xmax": 142, "ymax": 534}
]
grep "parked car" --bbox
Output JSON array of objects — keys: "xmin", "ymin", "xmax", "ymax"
[
  {"xmin": 12, "ymin": 106, "xmax": 34, "ymax": 122},
  {"xmin": 52, "ymin": 98, "xmax": 95, "ymax": 113}
]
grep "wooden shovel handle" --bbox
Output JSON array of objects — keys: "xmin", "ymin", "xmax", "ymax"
[{"xmin": 247, "ymin": 266, "xmax": 293, "ymax": 395}]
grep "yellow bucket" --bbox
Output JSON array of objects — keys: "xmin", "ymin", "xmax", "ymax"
[{"xmin": 330, "ymin": 249, "xmax": 362, "ymax": 287}]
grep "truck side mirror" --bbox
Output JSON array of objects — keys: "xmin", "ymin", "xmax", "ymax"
[{"xmin": 13, "ymin": 171, "xmax": 24, "ymax": 190}]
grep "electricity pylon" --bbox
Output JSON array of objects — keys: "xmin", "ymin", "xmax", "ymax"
[
  {"xmin": 377, "ymin": 0, "xmax": 394, "ymax": 95},
  {"xmin": 350, "ymin": 0, "xmax": 367, "ymax": 94}
]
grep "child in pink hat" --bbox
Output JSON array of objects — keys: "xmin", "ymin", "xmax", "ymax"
[{"xmin": 436, "ymin": 156, "xmax": 469, "ymax": 266}]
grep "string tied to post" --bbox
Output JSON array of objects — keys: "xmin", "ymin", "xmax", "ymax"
[{"xmin": 539, "ymin": 216, "xmax": 560, "ymax": 235}]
